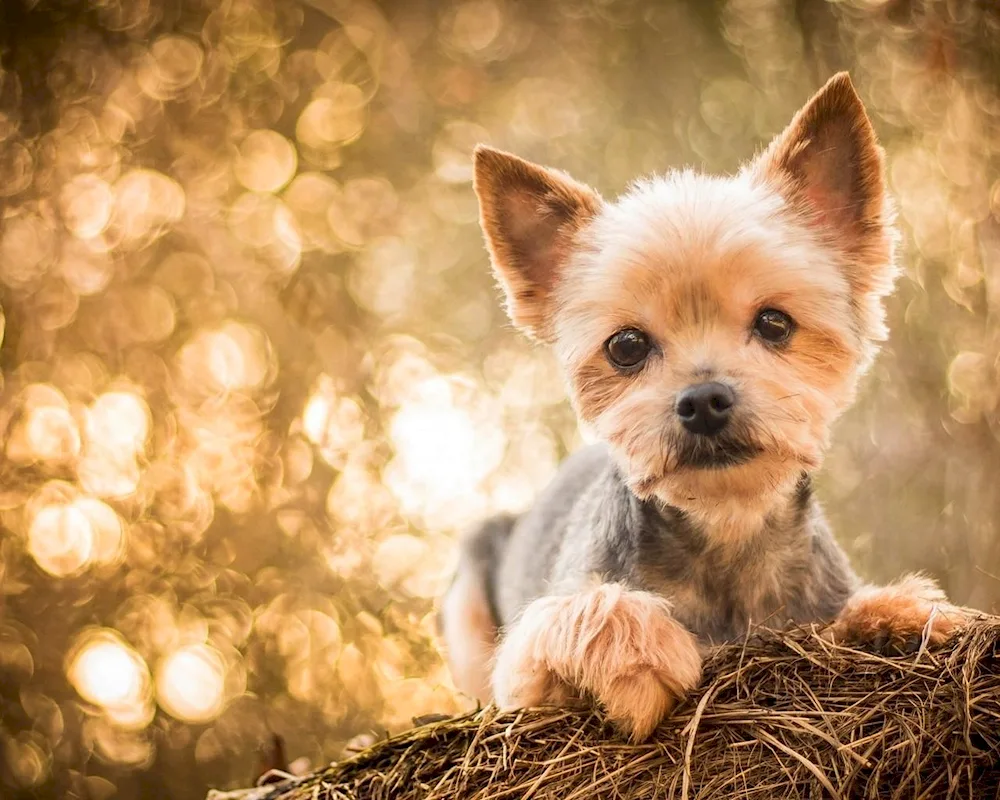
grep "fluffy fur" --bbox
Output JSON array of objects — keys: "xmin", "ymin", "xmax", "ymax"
[
  {"xmin": 491, "ymin": 583, "xmax": 702, "ymax": 742},
  {"xmin": 438, "ymin": 73, "xmax": 973, "ymax": 740}
]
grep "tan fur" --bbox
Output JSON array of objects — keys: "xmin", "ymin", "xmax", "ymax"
[
  {"xmin": 474, "ymin": 74, "xmax": 897, "ymax": 531},
  {"xmin": 492, "ymin": 584, "xmax": 703, "ymax": 741},
  {"xmin": 553, "ymin": 172, "xmax": 865, "ymax": 533},
  {"xmin": 827, "ymin": 574, "xmax": 972, "ymax": 650},
  {"xmin": 541, "ymin": 76, "xmax": 895, "ymax": 532},
  {"xmin": 440, "ymin": 570, "xmax": 498, "ymax": 704}
]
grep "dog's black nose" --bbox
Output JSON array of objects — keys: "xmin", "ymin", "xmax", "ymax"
[{"xmin": 676, "ymin": 382, "xmax": 735, "ymax": 437}]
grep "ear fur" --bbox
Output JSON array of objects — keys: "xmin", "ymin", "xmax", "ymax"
[
  {"xmin": 747, "ymin": 72, "xmax": 894, "ymax": 297},
  {"xmin": 473, "ymin": 146, "xmax": 602, "ymax": 341}
]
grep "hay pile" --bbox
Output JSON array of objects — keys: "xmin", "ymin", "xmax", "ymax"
[{"xmin": 209, "ymin": 619, "xmax": 1000, "ymax": 800}]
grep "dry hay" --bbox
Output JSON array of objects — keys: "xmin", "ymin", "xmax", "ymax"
[{"xmin": 209, "ymin": 618, "xmax": 1000, "ymax": 800}]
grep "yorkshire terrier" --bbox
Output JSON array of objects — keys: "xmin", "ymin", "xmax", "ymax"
[{"xmin": 438, "ymin": 73, "xmax": 972, "ymax": 741}]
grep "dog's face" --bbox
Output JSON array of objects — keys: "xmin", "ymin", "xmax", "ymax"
[{"xmin": 473, "ymin": 74, "xmax": 898, "ymax": 533}]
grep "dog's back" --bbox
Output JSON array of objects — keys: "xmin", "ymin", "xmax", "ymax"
[{"xmin": 494, "ymin": 444, "xmax": 615, "ymax": 622}]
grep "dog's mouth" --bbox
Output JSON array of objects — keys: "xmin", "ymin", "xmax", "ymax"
[
  {"xmin": 671, "ymin": 431, "xmax": 763, "ymax": 471},
  {"xmin": 631, "ymin": 432, "xmax": 764, "ymax": 496}
]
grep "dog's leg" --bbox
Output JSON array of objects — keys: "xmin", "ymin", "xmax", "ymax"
[
  {"xmin": 440, "ymin": 568, "xmax": 498, "ymax": 703},
  {"xmin": 827, "ymin": 573, "xmax": 973, "ymax": 653},
  {"xmin": 439, "ymin": 514, "xmax": 517, "ymax": 704},
  {"xmin": 492, "ymin": 583, "xmax": 702, "ymax": 741}
]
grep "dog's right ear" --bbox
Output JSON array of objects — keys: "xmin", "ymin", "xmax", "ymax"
[{"xmin": 473, "ymin": 146, "xmax": 602, "ymax": 341}]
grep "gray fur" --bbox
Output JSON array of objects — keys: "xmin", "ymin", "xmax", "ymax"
[{"xmin": 475, "ymin": 444, "xmax": 858, "ymax": 646}]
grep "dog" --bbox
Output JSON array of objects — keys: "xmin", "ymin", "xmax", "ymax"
[{"xmin": 438, "ymin": 73, "xmax": 972, "ymax": 741}]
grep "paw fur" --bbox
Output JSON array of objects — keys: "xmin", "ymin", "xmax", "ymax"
[
  {"xmin": 827, "ymin": 574, "xmax": 971, "ymax": 654},
  {"xmin": 492, "ymin": 584, "xmax": 702, "ymax": 741}
]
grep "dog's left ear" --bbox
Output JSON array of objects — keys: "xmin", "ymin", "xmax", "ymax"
[{"xmin": 748, "ymin": 73, "xmax": 891, "ymax": 274}]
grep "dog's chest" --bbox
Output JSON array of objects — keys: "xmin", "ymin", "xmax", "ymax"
[
  {"xmin": 668, "ymin": 563, "xmax": 790, "ymax": 643},
  {"xmin": 634, "ymin": 523, "xmax": 819, "ymax": 644}
]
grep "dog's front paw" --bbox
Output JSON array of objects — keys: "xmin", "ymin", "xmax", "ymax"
[
  {"xmin": 827, "ymin": 574, "xmax": 972, "ymax": 654},
  {"xmin": 492, "ymin": 584, "xmax": 702, "ymax": 741}
]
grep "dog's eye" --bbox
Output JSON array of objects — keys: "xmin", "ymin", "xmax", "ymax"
[
  {"xmin": 753, "ymin": 309, "xmax": 794, "ymax": 344},
  {"xmin": 604, "ymin": 328, "xmax": 652, "ymax": 369}
]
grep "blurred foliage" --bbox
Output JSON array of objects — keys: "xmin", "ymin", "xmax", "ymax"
[{"xmin": 0, "ymin": 0, "xmax": 998, "ymax": 797}]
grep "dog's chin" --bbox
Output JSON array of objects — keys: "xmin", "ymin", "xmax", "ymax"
[
  {"xmin": 671, "ymin": 433, "xmax": 763, "ymax": 472},
  {"xmin": 628, "ymin": 435, "xmax": 811, "ymax": 508},
  {"xmin": 630, "ymin": 451, "xmax": 811, "ymax": 537},
  {"xmin": 629, "ymin": 451, "xmax": 762, "ymax": 501}
]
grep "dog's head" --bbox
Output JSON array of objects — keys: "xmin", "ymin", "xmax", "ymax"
[{"xmin": 473, "ymin": 74, "xmax": 898, "ymax": 533}]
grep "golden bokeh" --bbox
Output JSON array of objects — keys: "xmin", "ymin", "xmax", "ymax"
[
  {"xmin": 235, "ymin": 130, "xmax": 298, "ymax": 194},
  {"xmin": 27, "ymin": 492, "xmax": 124, "ymax": 577},
  {"xmin": 156, "ymin": 644, "xmax": 229, "ymax": 724},
  {"xmin": 67, "ymin": 630, "xmax": 154, "ymax": 730},
  {"xmin": 0, "ymin": 0, "xmax": 999, "ymax": 798}
]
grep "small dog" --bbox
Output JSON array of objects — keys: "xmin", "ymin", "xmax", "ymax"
[{"xmin": 438, "ymin": 73, "xmax": 971, "ymax": 740}]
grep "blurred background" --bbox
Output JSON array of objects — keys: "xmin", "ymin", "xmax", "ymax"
[{"xmin": 0, "ymin": 0, "xmax": 998, "ymax": 797}]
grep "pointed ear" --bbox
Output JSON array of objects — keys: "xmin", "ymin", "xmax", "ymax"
[
  {"xmin": 473, "ymin": 146, "xmax": 602, "ymax": 341},
  {"xmin": 747, "ymin": 73, "xmax": 892, "ymax": 279}
]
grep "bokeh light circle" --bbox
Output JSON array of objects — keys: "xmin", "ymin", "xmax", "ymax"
[
  {"xmin": 155, "ymin": 644, "xmax": 226, "ymax": 723},
  {"xmin": 67, "ymin": 630, "xmax": 153, "ymax": 729},
  {"xmin": 234, "ymin": 130, "xmax": 298, "ymax": 193}
]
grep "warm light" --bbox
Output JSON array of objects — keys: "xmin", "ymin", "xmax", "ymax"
[
  {"xmin": 176, "ymin": 321, "xmax": 274, "ymax": 394},
  {"xmin": 139, "ymin": 35, "xmax": 204, "ymax": 100},
  {"xmin": 0, "ymin": 212, "xmax": 55, "ymax": 289},
  {"xmin": 446, "ymin": 0, "xmax": 502, "ymax": 54},
  {"xmin": 373, "ymin": 534, "xmax": 427, "ymax": 589},
  {"xmin": 947, "ymin": 351, "xmax": 992, "ymax": 424},
  {"xmin": 78, "ymin": 450, "xmax": 142, "ymax": 499},
  {"xmin": 3, "ymin": 735, "xmax": 48, "ymax": 788},
  {"xmin": 234, "ymin": 130, "xmax": 297, "ymax": 193},
  {"xmin": 433, "ymin": 121, "xmax": 490, "ymax": 183},
  {"xmin": 349, "ymin": 237, "xmax": 417, "ymax": 318},
  {"xmin": 112, "ymin": 169, "xmax": 186, "ymax": 242},
  {"xmin": 28, "ymin": 502, "xmax": 93, "ymax": 577},
  {"xmin": 384, "ymin": 375, "xmax": 505, "ymax": 527},
  {"xmin": 174, "ymin": 394, "xmax": 265, "ymax": 515},
  {"xmin": 74, "ymin": 497, "xmax": 126, "ymax": 565},
  {"xmin": 156, "ymin": 644, "xmax": 226, "ymax": 723},
  {"xmin": 372, "ymin": 534, "xmax": 448, "ymax": 598},
  {"xmin": 269, "ymin": 202, "xmax": 304, "ymax": 275},
  {"xmin": 282, "ymin": 172, "xmax": 343, "ymax": 253},
  {"xmin": 3, "ymin": 0, "xmax": 995, "ymax": 784},
  {"xmin": 78, "ymin": 391, "xmax": 149, "ymax": 499},
  {"xmin": 58, "ymin": 237, "xmax": 115, "ymax": 296},
  {"xmin": 391, "ymin": 402, "xmax": 479, "ymax": 487},
  {"xmin": 296, "ymin": 84, "xmax": 367, "ymax": 152},
  {"xmin": 6, "ymin": 385, "xmax": 80, "ymax": 464},
  {"xmin": 60, "ymin": 174, "xmax": 113, "ymax": 239},
  {"xmin": 67, "ymin": 631, "xmax": 152, "ymax": 729},
  {"xmin": 206, "ymin": 324, "xmax": 268, "ymax": 390},
  {"xmin": 302, "ymin": 378, "xmax": 366, "ymax": 467},
  {"xmin": 325, "ymin": 460, "xmax": 394, "ymax": 531},
  {"xmin": 27, "ymin": 494, "xmax": 125, "ymax": 576},
  {"xmin": 227, "ymin": 192, "xmax": 303, "ymax": 274},
  {"xmin": 326, "ymin": 177, "xmax": 398, "ymax": 248},
  {"xmin": 86, "ymin": 391, "xmax": 150, "ymax": 454},
  {"xmin": 0, "ymin": 141, "xmax": 32, "ymax": 198}
]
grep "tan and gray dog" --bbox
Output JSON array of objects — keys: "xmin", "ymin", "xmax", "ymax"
[{"xmin": 439, "ymin": 73, "xmax": 971, "ymax": 741}]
